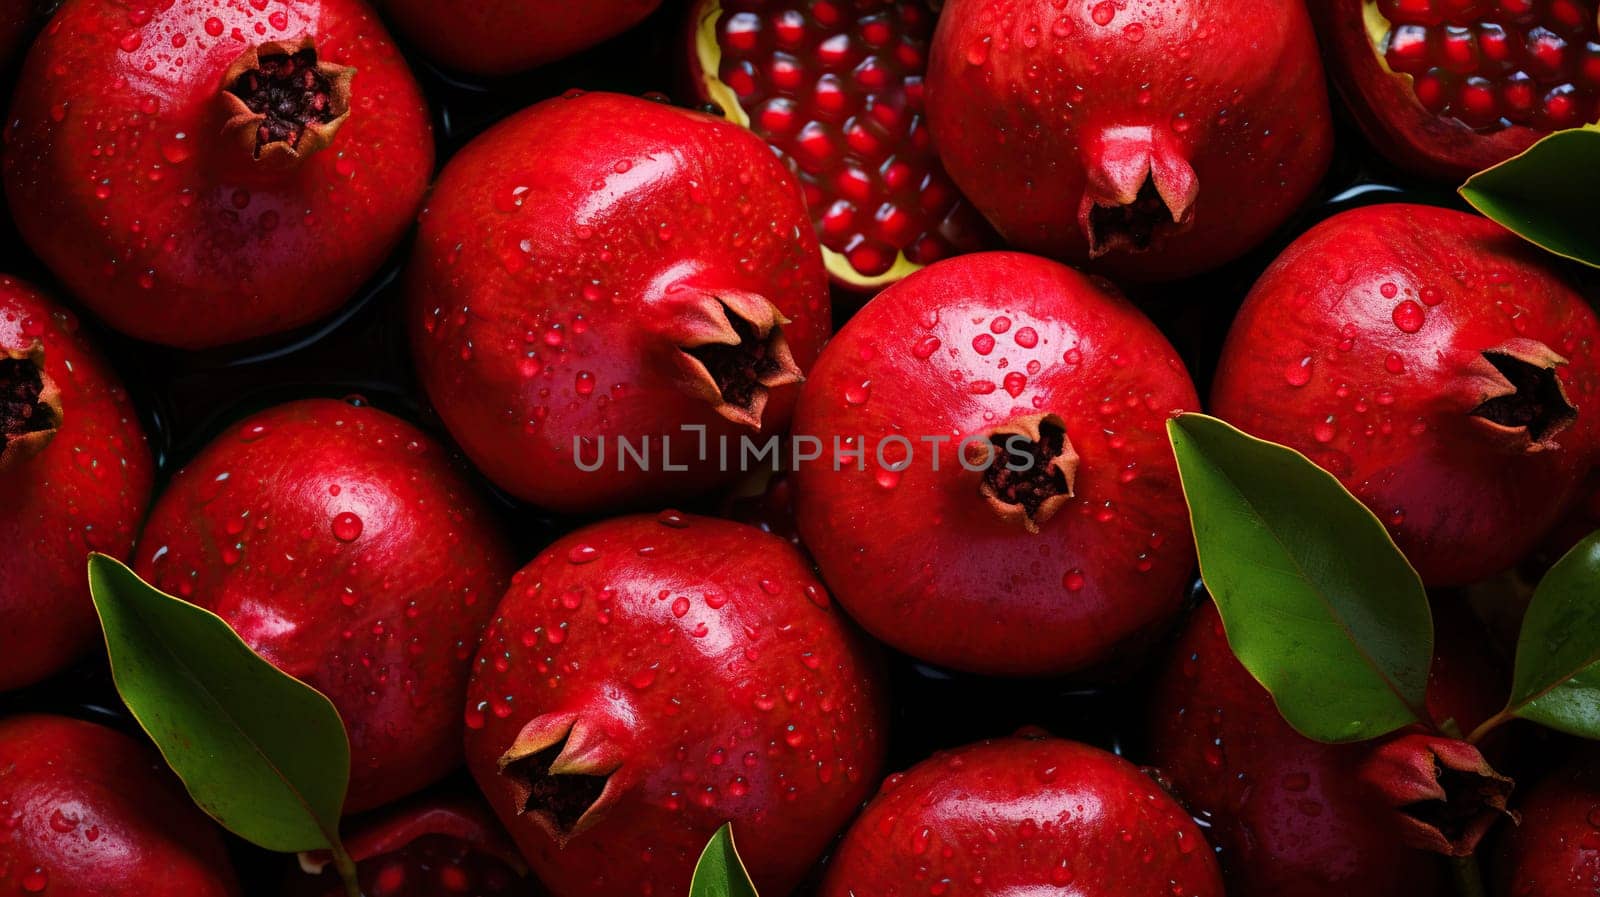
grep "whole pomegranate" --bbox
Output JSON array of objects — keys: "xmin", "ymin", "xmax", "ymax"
[
  {"xmin": 1493, "ymin": 748, "xmax": 1600, "ymax": 897},
  {"xmin": 134, "ymin": 398, "xmax": 515, "ymax": 813},
  {"xmin": 1148, "ymin": 601, "xmax": 1508, "ymax": 897},
  {"xmin": 379, "ymin": 0, "xmax": 662, "ymax": 76},
  {"xmin": 407, "ymin": 91, "xmax": 830, "ymax": 514},
  {"xmin": 464, "ymin": 512, "xmax": 889, "ymax": 897},
  {"xmin": 286, "ymin": 794, "xmax": 532, "ymax": 897},
  {"xmin": 1, "ymin": 276, "xmax": 153, "ymax": 691},
  {"xmin": 0, "ymin": 714, "xmax": 240, "ymax": 897},
  {"xmin": 1315, "ymin": 0, "xmax": 1600, "ymax": 180},
  {"xmin": 926, "ymin": 0, "xmax": 1334, "ymax": 281},
  {"xmin": 688, "ymin": 0, "xmax": 993, "ymax": 290},
  {"xmin": 1211, "ymin": 203, "xmax": 1600, "ymax": 586},
  {"xmin": 2, "ymin": 0, "xmax": 433, "ymax": 349},
  {"xmin": 820, "ymin": 733, "xmax": 1225, "ymax": 897},
  {"xmin": 790, "ymin": 252, "xmax": 1199, "ymax": 676}
]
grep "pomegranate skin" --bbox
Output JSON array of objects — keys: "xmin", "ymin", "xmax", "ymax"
[
  {"xmin": 134, "ymin": 398, "xmax": 515, "ymax": 814},
  {"xmin": 926, "ymin": 0, "xmax": 1333, "ymax": 282},
  {"xmin": 2, "ymin": 0, "xmax": 433, "ymax": 349},
  {"xmin": 791, "ymin": 252, "xmax": 1199, "ymax": 677},
  {"xmin": 820, "ymin": 735, "xmax": 1225, "ymax": 897},
  {"xmin": 464, "ymin": 512, "xmax": 889, "ymax": 897},
  {"xmin": 1211, "ymin": 203, "xmax": 1600, "ymax": 586},
  {"xmin": 378, "ymin": 0, "xmax": 662, "ymax": 76},
  {"xmin": 1147, "ymin": 601, "xmax": 1506, "ymax": 897},
  {"xmin": 1493, "ymin": 750, "xmax": 1600, "ymax": 897},
  {"xmin": 407, "ymin": 91, "xmax": 830, "ymax": 514},
  {"xmin": 0, "ymin": 276, "xmax": 153, "ymax": 691},
  {"xmin": 0, "ymin": 714, "xmax": 241, "ymax": 897},
  {"xmin": 1313, "ymin": 0, "xmax": 1596, "ymax": 181}
]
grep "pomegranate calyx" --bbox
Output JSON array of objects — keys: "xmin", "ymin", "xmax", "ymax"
[
  {"xmin": 1358, "ymin": 733, "xmax": 1515, "ymax": 857},
  {"xmin": 221, "ymin": 38, "xmax": 354, "ymax": 164},
  {"xmin": 498, "ymin": 714, "xmax": 623, "ymax": 846},
  {"xmin": 296, "ymin": 798, "xmax": 528, "ymax": 876},
  {"xmin": 1079, "ymin": 126, "xmax": 1198, "ymax": 258},
  {"xmin": 1466, "ymin": 341, "xmax": 1576, "ymax": 450},
  {"xmin": 966, "ymin": 413, "xmax": 1077, "ymax": 534},
  {"xmin": 668, "ymin": 290, "xmax": 802, "ymax": 429},
  {"xmin": 0, "ymin": 341, "xmax": 62, "ymax": 470}
]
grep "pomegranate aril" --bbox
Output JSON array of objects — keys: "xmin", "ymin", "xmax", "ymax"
[
  {"xmin": 1478, "ymin": 23, "xmax": 1512, "ymax": 65},
  {"xmin": 815, "ymin": 74, "xmax": 848, "ymax": 115},
  {"xmin": 1498, "ymin": 0, "xmax": 1535, "ymax": 18},
  {"xmin": 1542, "ymin": 83, "xmax": 1582, "ymax": 125},
  {"xmin": 874, "ymin": 203, "xmax": 918, "ymax": 246},
  {"xmin": 770, "ymin": 53, "xmax": 806, "ymax": 90},
  {"xmin": 1457, "ymin": 76, "xmax": 1500, "ymax": 124},
  {"xmin": 1382, "ymin": 0, "xmax": 1443, "ymax": 26},
  {"xmin": 1548, "ymin": 0, "xmax": 1591, "ymax": 33},
  {"xmin": 1413, "ymin": 67, "xmax": 1452, "ymax": 111},
  {"xmin": 1439, "ymin": 26, "xmax": 1480, "ymax": 73},
  {"xmin": 821, "ymin": 200, "xmax": 857, "ymax": 239},
  {"xmin": 724, "ymin": 12, "xmax": 762, "ymax": 51},
  {"xmin": 846, "ymin": 239, "xmax": 895, "ymax": 277},
  {"xmin": 1387, "ymin": 24, "xmax": 1432, "ymax": 71},
  {"xmin": 793, "ymin": 121, "xmax": 838, "ymax": 172},
  {"xmin": 1582, "ymin": 42, "xmax": 1600, "ymax": 83},
  {"xmin": 860, "ymin": 14, "xmax": 893, "ymax": 46},
  {"xmin": 836, "ymin": 165, "xmax": 874, "ymax": 203},
  {"xmin": 1502, "ymin": 70, "xmax": 1537, "ymax": 112},
  {"xmin": 881, "ymin": 158, "xmax": 915, "ymax": 191},
  {"xmin": 817, "ymin": 32, "xmax": 855, "ymax": 69},
  {"xmin": 774, "ymin": 9, "xmax": 807, "ymax": 46},
  {"xmin": 759, "ymin": 98, "xmax": 801, "ymax": 136},
  {"xmin": 855, "ymin": 56, "xmax": 890, "ymax": 91},
  {"xmin": 1524, "ymin": 27, "xmax": 1569, "ymax": 78}
]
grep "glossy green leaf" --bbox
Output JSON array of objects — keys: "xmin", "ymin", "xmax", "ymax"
[
  {"xmin": 1460, "ymin": 126, "xmax": 1600, "ymax": 268},
  {"xmin": 87, "ymin": 553, "xmax": 350, "ymax": 853},
  {"xmin": 1505, "ymin": 531, "xmax": 1600, "ymax": 737},
  {"xmin": 689, "ymin": 824, "xmax": 760, "ymax": 897},
  {"xmin": 1167, "ymin": 414, "xmax": 1434, "ymax": 743}
]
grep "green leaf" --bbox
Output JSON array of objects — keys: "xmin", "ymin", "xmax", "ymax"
[
  {"xmin": 1505, "ymin": 531, "xmax": 1600, "ymax": 738},
  {"xmin": 87, "ymin": 553, "xmax": 350, "ymax": 853},
  {"xmin": 1460, "ymin": 126, "xmax": 1600, "ymax": 268},
  {"xmin": 1167, "ymin": 414, "xmax": 1434, "ymax": 743},
  {"xmin": 689, "ymin": 824, "xmax": 760, "ymax": 897}
]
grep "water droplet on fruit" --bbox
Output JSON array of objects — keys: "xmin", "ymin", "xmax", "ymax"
[
  {"xmin": 331, "ymin": 512, "xmax": 363, "ymax": 542},
  {"xmin": 1393, "ymin": 300, "xmax": 1425, "ymax": 333}
]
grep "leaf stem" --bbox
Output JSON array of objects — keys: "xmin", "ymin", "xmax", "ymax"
[
  {"xmin": 1466, "ymin": 710, "xmax": 1512, "ymax": 746},
  {"xmin": 331, "ymin": 842, "xmax": 362, "ymax": 897},
  {"xmin": 1450, "ymin": 853, "xmax": 1487, "ymax": 897}
]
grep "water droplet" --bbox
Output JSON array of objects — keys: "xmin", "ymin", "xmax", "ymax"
[{"xmin": 331, "ymin": 512, "xmax": 363, "ymax": 542}]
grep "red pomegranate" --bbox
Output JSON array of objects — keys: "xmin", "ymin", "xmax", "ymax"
[
  {"xmin": 790, "ymin": 252, "xmax": 1199, "ymax": 676},
  {"xmin": 1, "ymin": 276, "xmax": 153, "ymax": 691},
  {"xmin": 925, "ymin": 0, "xmax": 1334, "ymax": 281},
  {"xmin": 688, "ymin": 0, "xmax": 993, "ymax": 290},
  {"xmin": 2, "ymin": 0, "xmax": 433, "ymax": 349},
  {"xmin": 464, "ymin": 512, "xmax": 889, "ymax": 897},
  {"xmin": 134, "ymin": 398, "xmax": 515, "ymax": 814},
  {"xmin": 820, "ymin": 734, "xmax": 1225, "ymax": 897},
  {"xmin": 1148, "ymin": 601, "xmax": 1509, "ymax": 897},
  {"xmin": 0, "ymin": 714, "xmax": 240, "ymax": 897},
  {"xmin": 1493, "ymin": 748, "xmax": 1600, "ymax": 897},
  {"xmin": 378, "ymin": 0, "xmax": 663, "ymax": 76},
  {"xmin": 287, "ymin": 795, "xmax": 532, "ymax": 897},
  {"xmin": 406, "ymin": 91, "xmax": 830, "ymax": 515},
  {"xmin": 1314, "ymin": 0, "xmax": 1600, "ymax": 181},
  {"xmin": 1211, "ymin": 203, "xmax": 1600, "ymax": 586}
]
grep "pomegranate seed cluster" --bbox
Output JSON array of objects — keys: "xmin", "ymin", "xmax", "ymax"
[{"xmin": 1379, "ymin": 0, "xmax": 1600, "ymax": 130}]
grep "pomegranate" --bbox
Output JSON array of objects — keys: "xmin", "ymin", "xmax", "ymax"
[
  {"xmin": 287, "ymin": 794, "xmax": 532, "ymax": 897},
  {"xmin": 378, "ymin": 0, "xmax": 663, "ymax": 76},
  {"xmin": 820, "ymin": 733, "xmax": 1225, "ymax": 896},
  {"xmin": 1315, "ymin": 0, "xmax": 1600, "ymax": 181},
  {"xmin": 1493, "ymin": 748, "xmax": 1600, "ymax": 897},
  {"xmin": 464, "ymin": 512, "xmax": 889, "ymax": 897},
  {"xmin": 0, "ymin": 714, "xmax": 240, "ymax": 897},
  {"xmin": 134, "ymin": 398, "xmax": 515, "ymax": 814},
  {"xmin": 406, "ymin": 91, "xmax": 830, "ymax": 514},
  {"xmin": 2, "ymin": 0, "xmax": 433, "ymax": 349},
  {"xmin": 1147, "ymin": 601, "xmax": 1509, "ymax": 897},
  {"xmin": 1211, "ymin": 203, "xmax": 1600, "ymax": 586},
  {"xmin": 1, "ymin": 276, "xmax": 153, "ymax": 692},
  {"xmin": 790, "ymin": 251, "xmax": 1199, "ymax": 676},
  {"xmin": 925, "ymin": 0, "xmax": 1334, "ymax": 281},
  {"xmin": 688, "ymin": 0, "xmax": 993, "ymax": 290}
]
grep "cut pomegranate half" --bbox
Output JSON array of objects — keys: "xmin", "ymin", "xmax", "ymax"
[{"xmin": 690, "ymin": 0, "xmax": 993, "ymax": 291}]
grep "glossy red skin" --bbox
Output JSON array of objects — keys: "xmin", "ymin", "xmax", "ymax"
[
  {"xmin": 1312, "ymin": 0, "xmax": 1558, "ymax": 181},
  {"xmin": 821, "ymin": 735, "xmax": 1225, "ymax": 897},
  {"xmin": 1493, "ymin": 749, "xmax": 1600, "ymax": 897},
  {"xmin": 134, "ymin": 399, "xmax": 515, "ymax": 813},
  {"xmin": 0, "ymin": 714, "xmax": 240, "ymax": 897},
  {"xmin": 1148, "ymin": 601, "xmax": 1506, "ymax": 897},
  {"xmin": 926, "ymin": 0, "xmax": 1333, "ymax": 282},
  {"xmin": 0, "ymin": 277, "xmax": 153, "ymax": 691},
  {"xmin": 2, "ymin": 0, "xmax": 433, "ymax": 349},
  {"xmin": 1212, "ymin": 204, "xmax": 1600, "ymax": 586},
  {"xmin": 379, "ymin": 0, "xmax": 662, "ymax": 76},
  {"xmin": 286, "ymin": 795, "xmax": 533, "ymax": 897},
  {"xmin": 464, "ymin": 512, "xmax": 889, "ymax": 897},
  {"xmin": 407, "ymin": 91, "xmax": 830, "ymax": 514},
  {"xmin": 791, "ymin": 252, "xmax": 1200, "ymax": 676}
]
